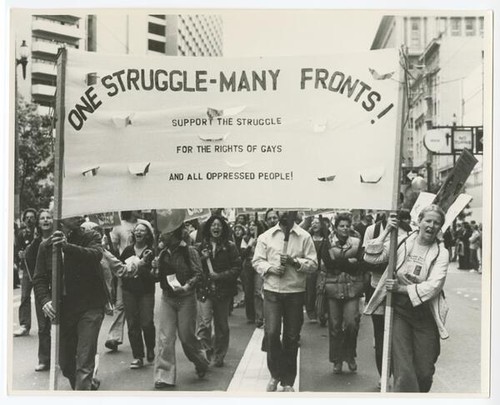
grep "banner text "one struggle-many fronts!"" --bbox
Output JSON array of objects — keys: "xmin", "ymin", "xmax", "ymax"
[{"xmin": 100, "ymin": 69, "xmax": 282, "ymax": 96}]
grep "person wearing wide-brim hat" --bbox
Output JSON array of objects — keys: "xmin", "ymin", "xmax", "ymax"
[{"xmin": 153, "ymin": 212, "xmax": 209, "ymax": 389}]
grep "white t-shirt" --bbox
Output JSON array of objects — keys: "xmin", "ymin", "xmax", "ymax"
[{"xmin": 397, "ymin": 241, "xmax": 432, "ymax": 285}]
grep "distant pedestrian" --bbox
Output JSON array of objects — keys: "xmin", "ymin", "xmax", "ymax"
[
  {"xmin": 252, "ymin": 211, "xmax": 317, "ymax": 392},
  {"xmin": 457, "ymin": 222, "xmax": 472, "ymax": 270},
  {"xmin": 469, "ymin": 224, "xmax": 481, "ymax": 272},
  {"xmin": 14, "ymin": 208, "xmax": 38, "ymax": 337}
]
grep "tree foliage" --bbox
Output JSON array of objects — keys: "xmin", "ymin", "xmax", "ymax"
[{"xmin": 16, "ymin": 98, "xmax": 54, "ymax": 212}]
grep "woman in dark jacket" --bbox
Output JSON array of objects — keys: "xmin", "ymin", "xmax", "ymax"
[
  {"xmin": 153, "ymin": 224, "xmax": 209, "ymax": 388},
  {"xmin": 196, "ymin": 215, "xmax": 242, "ymax": 367},
  {"xmin": 120, "ymin": 222, "xmax": 156, "ymax": 369},
  {"xmin": 320, "ymin": 212, "xmax": 365, "ymax": 374}
]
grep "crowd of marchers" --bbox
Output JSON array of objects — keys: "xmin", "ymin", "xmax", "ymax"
[{"xmin": 12, "ymin": 206, "xmax": 482, "ymax": 392}]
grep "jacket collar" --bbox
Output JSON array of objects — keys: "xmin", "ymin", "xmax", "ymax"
[{"xmin": 270, "ymin": 223, "xmax": 301, "ymax": 236}]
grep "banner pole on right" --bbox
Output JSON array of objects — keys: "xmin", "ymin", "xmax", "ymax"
[{"xmin": 380, "ymin": 46, "xmax": 408, "ymax": 393}]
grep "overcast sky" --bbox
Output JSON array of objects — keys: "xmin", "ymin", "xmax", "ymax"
[{"xmin": 222, "ymin": 10, "xmax": 383, "ymax": 57}]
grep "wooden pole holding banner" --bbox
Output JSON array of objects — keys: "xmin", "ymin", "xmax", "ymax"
[
  {"xmin": 49, "ymin": 47, "xmax": 67, "ymax": 391},
  {"xmin": 380, "ymin": 47, "xmax": 407, "ymax": 393}
]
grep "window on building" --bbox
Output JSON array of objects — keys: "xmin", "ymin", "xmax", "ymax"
[
  {"xmin": 465, "ymin": 18, "xmax": 476, "ymax": 36},
  {"xmin": 479, "ymin": 18, "xmax": 484, "ymax": 37},
  {"xmin": 148, "ymin": 39, "xmax": 165, "ymax": 53},
  {"xmin": 410, "ymin": 18, "xmax": 421, "ymax": 48},
  {"xmin": 438, "ymin": 17, "xmax": 447, "ymax": 35},
  {"xmin": 450, "ymin": 17, "xmax": 462, "ymax": 36},
  {"xmin": 151, "ymin": 14, "xmax": 166, "ymax": 19},
  {"xmin": 148, "ymin": 22, "xmax": 166, "ymax": 36}
]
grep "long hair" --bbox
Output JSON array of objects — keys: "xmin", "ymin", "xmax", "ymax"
[
  {"xmin": 309, "ymin": 216, "xmax": 330, "ymax": 238},
  {"xmin": 202, "ymin": 215, "xmax": 231, "ymax": 242}
]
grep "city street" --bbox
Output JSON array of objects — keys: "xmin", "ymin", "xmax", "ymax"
[{"xmin": 10, "ymin": 262, "xmax": 483, "ymax": 394}]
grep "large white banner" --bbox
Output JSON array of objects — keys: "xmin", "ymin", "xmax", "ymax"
[{"xmin": 60, "ymin": 49, "xmax": 400, "ymax": 217}]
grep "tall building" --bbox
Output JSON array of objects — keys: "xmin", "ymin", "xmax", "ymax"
[
  {"xmin": 14, "ymin": 12, "xmax": 224, "ymax": 114},
  {"xmin": 371, "ymin": 14, "xmax": 485, "ymax": 221},
  {"xmin": 89, "ymin": 13, "xmax": 223, "ymax": 57},
  {"xmin": 15, "ymin": 13, "xmax": 86, "ymax": 115}
]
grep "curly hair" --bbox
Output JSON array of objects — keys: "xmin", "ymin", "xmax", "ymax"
[
  {"xmin": 333, "ymin": 211, "xmax": 352, "ymax": 228},
  {"xmin": 202, "ymin": 215, "xmax": 231, "ymax": 242}
]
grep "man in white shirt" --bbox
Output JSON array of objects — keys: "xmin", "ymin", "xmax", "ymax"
[{"xmin": 252, "ymin": 211, "xmax": 317, "ymax": 392}]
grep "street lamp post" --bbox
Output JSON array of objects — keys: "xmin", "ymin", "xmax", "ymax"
[{"xmin": 14, "ymin": 40, "xmax": 29, "ymax": 220}]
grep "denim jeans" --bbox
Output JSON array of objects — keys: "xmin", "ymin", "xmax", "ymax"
[
  {"xmin": 154, "ymin": 292, "xmax": 209, "ymax": 385},
  {"xmin": 327, "ymin": 297, "xmax": 361, "ymax": 363},
  {"xmin": 305, "ymin": 272, "xmax": 318, "ymax": 318},
  {"xmin": 60, "ymin": 307, "xmax": 104, "ymax": 390},
  {"xmin": 122, "ymin": 290, "xmax": 155, "ymax": 359},
  {"xmin": 392, "ymin": 306, "xmax": 441, "ymax": 392},
  {"xmin": 19, "ymin": 272, "xmax": 33, "ymax": 330},
  {"xmin": 35, "ymin": 296, "xmax": 51, "ymax": 365},
  {"xmin": 254, "ymin": 274, "xmax": 264, "ymax": 324},
  {"xmin": 106, "ymin": 278, "xmax": 125, "ymax": 344},
  {"xmin": 263, "ymin": 290, "xmax": 304, "ymax": 387},
  {"xmin": 196, "ymin": 296, "xmax": 231, "ymax": 363}
]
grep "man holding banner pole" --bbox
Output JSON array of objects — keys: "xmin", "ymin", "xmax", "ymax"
[
  {"xmin": 252, "ymin": 211, "xmax": 317, "ymax": 392},
  {"xmin": 33, "ymin": 216, "xmax": 106, "ymax": 390}
]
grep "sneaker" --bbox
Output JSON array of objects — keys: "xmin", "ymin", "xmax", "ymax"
[
  {"xmin": 266, "ymin": 377, "xmax": 280, "ymax": 392},
  {"xmin": 347, "ymin": 358, "xmax": 357, "ymax": 372},
  {"xmin": 333, "ymin": 362, "xmax": 342, "ymax": 374},
  {"xmin": 130, "ymin": 358, "xmax": 143, "ymax": 369},
  {"xmin": 91, "ymin": 378, "xmax": 100, "ymax": 391},
  {"xmin": 13, "ymin": 326, "xmax": 29, "ymax": 337},
  {"xmin": 105, "ymin": 339, "xmax": 119, "ymax": 352},
  {"xmin": 282, "ymin": 385, "xmax": 295, "ymax": 392},
  {"xmin": 155, "ymin": 381, "xmax": 175, "ymax": 389},
  {"xmin": 35, "ymin": 363, "xmax": 50, "ymax": 372}
]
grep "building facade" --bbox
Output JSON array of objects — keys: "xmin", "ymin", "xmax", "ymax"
[
  {"xmin": 14, "ymin": 12, "xmax": 223, "ymax": 115},
  {"xmin": 371, "ymin": 14, "xmax": 485, "ymax": 221}
]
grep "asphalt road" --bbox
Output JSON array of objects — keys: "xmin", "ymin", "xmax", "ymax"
[{"xmin": 10, "ymin": 261, "xmax": 484, "ymax": 394}]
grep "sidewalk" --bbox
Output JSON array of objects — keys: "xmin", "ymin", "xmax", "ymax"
[{"xmin": 227, "ymin": 327, "xmax": 301, "ymax": 393}]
